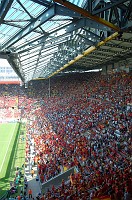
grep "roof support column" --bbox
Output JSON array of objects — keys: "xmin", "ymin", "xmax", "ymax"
[{"xmin": 0, "ymin": 0, "xmax": 14, "ymax": 24}]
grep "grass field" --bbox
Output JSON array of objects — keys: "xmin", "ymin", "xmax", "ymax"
[
  {"xmin": 0, "ymin": 123, "xmax": 19, "ymax": 177},
  {"xmin": 0, "ymin": 122, "xmax": 25, "ymax": 198}
]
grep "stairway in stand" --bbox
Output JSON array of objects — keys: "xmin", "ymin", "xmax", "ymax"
[{"xmin": 25, "ymin": 137, "xmax": 41, "ymax": 198}]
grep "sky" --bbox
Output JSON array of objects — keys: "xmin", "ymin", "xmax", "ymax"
[{"xmin": 0, "ymin": 58, "xmax": 10, "ymax": 67}]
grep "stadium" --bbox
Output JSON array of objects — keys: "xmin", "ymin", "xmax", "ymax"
[{"xmin": 0, "ymin": 0, "xmax": 132, "ymax": 199}]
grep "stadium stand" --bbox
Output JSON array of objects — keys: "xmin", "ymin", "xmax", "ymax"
[
  {"xmin": 0, "ymin": 0, "xmax": 132, "ymax": 199},
  {"xmin": 24, "ymin": 71, "xmax": 131, "ymax": 200},
  {"xmin": 0, "ymin": 71, "xmax": 131, "ymax": 199}
]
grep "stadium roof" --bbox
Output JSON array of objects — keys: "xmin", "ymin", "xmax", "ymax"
[{"xmin": 0, "ymin": 0, "xmax": 132, "ymax": 82}]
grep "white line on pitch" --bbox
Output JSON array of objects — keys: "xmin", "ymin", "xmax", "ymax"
[{"xmin": 0, "ymin": 124, "xmax": 17, "ymax": 173}]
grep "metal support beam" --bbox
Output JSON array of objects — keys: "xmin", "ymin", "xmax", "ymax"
[
  {"xmin": 123, "ymin": 0, "xmax": 132, "ymax": 23},
  {"xmin": 21, "ymin": 51, "xmax": 55, "ymax": 65},
  {"xmin": 20, "ymin": 45, "xmax": 57, "ymax": 59},
  {"xmin": 92, "ymin": 0, "xmax": 102, "ymax": 10},
  {"xmin": 16, "ymin": 19, "xmax": 86, "ymax": 51},
  {"xmin": 20, "ymin": 53, "xmax": 40, "ymax": 62},
  {"xmin": 110, "ymin": 0, "xmax": 128, "ymax": 10},
  {"xmin": 78, "ymin": 34, "xmax": 95, "ymax": 46},
  {"xmin": 16, "ymin": 17, "xmax": 111, "ymax": 53},
  {"xmin": 21, "ymin": 44, "xmax": 57, "ymax": 56},
  {"xmin": 3, "ymin": 21, "xmax": 43, "ymax": 34},
  {"xmin": 92, "ymin": 0, "xmax": 129, "ymax": 15},
  {"xmin": 46, "ymin": 32, "xmax": 119, "ymax": 79},
  {"xmin": 22, "ymin": 59, "xmax": 51, "ymax": 73},
  {"xmin": 2, "ymin": 5, "xmax": 56, "ymax": 50},
  {"xmin": 18, "ymin": 36, "xmax": 67, "ymax": 54},
  {"xmin": 55, "ymin": 4, "xmax": 81, "ymax": 18},
  {"xmin": 0, "ymin": 0, "xmax": 14, "ymax": 24},
  {"xmin": 7, "ymin": 56, "xmax": 25, "ymax": 82},
  {"xmin": 122, "ymin": 21, "xmax": 132, "ymax": 30},
  {"xmin": 53, "ymin": 0, "xmax": 120, "ymax": 31},
  {"xmin": 82, "ymin": 28, "xmax": 101, "ymax": 40},
  {"xmin": 30, "ymin": 0, "xmax": 52, "ymax": 7},
  {"xmin": 88, "ymin": 0, "xmax": 92, "ymax": 12},
  {"xmin": 16, "ymin": 0, "xmax": 33, "ymax": 19},
  {"xmin": 109, "ymin": 7, "xmax": 114, "ymax": 23},
  {"xmin": 24, "ymin": 62, "xmax": 50, "ymax": 74},
  {"xmin": 113, "ymin": 7, "xmax": 120, "ymax": 26},
  {"xmin": 32, "ymin": 40, "xmax": 46, "ymax": 78}
]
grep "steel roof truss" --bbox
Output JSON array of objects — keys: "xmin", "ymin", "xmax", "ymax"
[
  {"xmin": 82, "ymin": 28, "xmax": 101, "ymax": 41},
  {"xmin": 16, "ymin": 0, "xmax": 33, "ymax": 19},
  {"xmin": 21, "ymin": 59, "xmax": 38, "ymax": 67},
  {"xmin": 20, "ymin": 53, "xmax": 40, "ymax": 62},
  {"xmin": 86, "ymin": 0, "xmax": 92, "ymax": 12},
  {"xmin": 16, "ymin": 19, "xmax": 105, "ymax": 52},
  {"xmin": 0, "ymin": 0, "xmax": 14, "ymax": 24},
  {"xmin": 55, "ymin": 4, "xmax": 81, "ymax": 18},
  {"xmin": 3, "ymin": 21, "xmax": 43, "ymax": 34},
  {"xmin": 7, "ymin": 57, "xmax": 25, "ymax": 82},
  {"xmin": 23, "ymin": 61, "xmax": 50, "ymax": 73},
  {"xmin": 110, "ymin": 0, "xmax": 128, "ymax": 10},
  {"xmin": 92, "ymin": 0, "xmax": 129, "ymax": 15},
  {"xmin": 23, "ymin": 61, "xmax": 49, "ymax": 73},
  {"xmin": 123, "ymin": 0, "xmax": 132, "ymax": 23},
  {"xmin": 16, "ymin": 17, "xmax": 110, "ymax": 53},
  {"xmin": 32, "ymin": 41, "xmax": 46, "ymax": 78},
  {"xmin": 108, "ymin": 7, "xmax": 114, "ymax": 23},
  {"xmin": 54, "ymin": 0, "xmax": 120, "ymax": 31},
  {"xmin": 77, "ymin": 34, "xmax": 95, "ymax": 46},
  {"xmin": 92, "ymin": 0, "xmax": 103, "ymax": 11},
  {"xmin": 30, "ymin": 0, "xmax": 52, "ymax": 7},
  {"xmin": 113, "ymin": 7, "xmax": 120, "ymax": 26},
  {"xmin": 20, "ymin": 46, "xmax": 56, "ymax": 61},
  {"xmin": 2, "ymin": 5, "xmax": 56, "ymax": 50},
  {"xmin": 20, "ymin": 44, "xmax": 57, "ymax": 58},
  {"xmin": 21, "ymin": 52, "xmax": 56, "ymax": 65}
]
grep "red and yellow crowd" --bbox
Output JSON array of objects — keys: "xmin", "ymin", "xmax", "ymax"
[{"xmin": 0, "ymin": 71, "xmax": 132, "ymax": 199}]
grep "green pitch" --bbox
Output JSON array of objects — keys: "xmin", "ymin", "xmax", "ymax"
[{"xmin": 0, "ymin": 122, "xmax": 19, "ymax": 198}]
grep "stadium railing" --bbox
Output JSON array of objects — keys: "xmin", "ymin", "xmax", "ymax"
[{"xmin": 41, "ymin": 166, "xmax": 75, "ymax": 193}]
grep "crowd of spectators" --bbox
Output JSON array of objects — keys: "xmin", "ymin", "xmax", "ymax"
[
  {"xmin": 23, "ymin": 71, "xmax": 132, "ymax": 199},
  {"xmin": 0, "ymin": 71, "xmax": 131, "ymax": 199}
]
